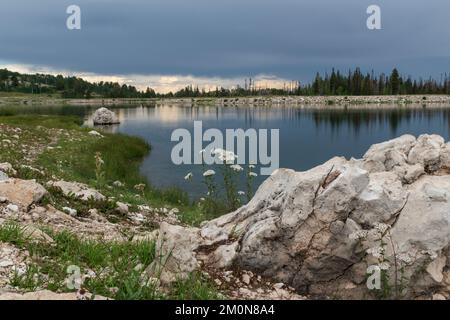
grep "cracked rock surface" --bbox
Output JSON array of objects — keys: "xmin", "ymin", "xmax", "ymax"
[{"xmin": 149, "ymin": 134, "xmax": 450, "ymax": 299}]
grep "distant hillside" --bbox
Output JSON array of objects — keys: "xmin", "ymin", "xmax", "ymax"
[{"xmin": 0, "ymin": 69, "xmax": 156, "ymax": 99}]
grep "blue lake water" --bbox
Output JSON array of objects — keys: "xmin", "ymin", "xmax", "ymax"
[
  {"xmin": 4, "ymin": 103, "xmax": 450, "ymax": 198},
  {"xmin": 87, "ymin": 103, "xmax": 450, "ymax": 198}
]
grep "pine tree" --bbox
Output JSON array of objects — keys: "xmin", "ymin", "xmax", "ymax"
[{"xmin": 390, "ymin": 68, "xmax": 400, "ymax": 95}]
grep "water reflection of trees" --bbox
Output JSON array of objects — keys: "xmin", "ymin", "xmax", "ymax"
[
  {"xmin": 308, "ymin": 106, "xmax": 450, "ymax": 135},
  {"xmin": 130, "ymin": 104, "xmax": 450, "ymax": 137},
  {"xmin": 6, "ymin": 103, "xmax": 450, "ymax": 138}
]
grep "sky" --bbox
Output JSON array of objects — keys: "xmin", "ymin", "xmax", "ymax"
[{"xmin": 0, "ymin": 0, "xmax": 449, "ymax": 93}]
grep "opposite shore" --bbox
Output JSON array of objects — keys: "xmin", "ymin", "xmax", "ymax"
[{"xmin": 1, "ymin": 94, "xmax": 450, "ymax": 107}]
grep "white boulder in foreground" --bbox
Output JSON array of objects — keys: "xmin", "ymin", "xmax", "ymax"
[
  {"xmin": 148, "ymin": 134, "xmax": 450, "ymax": 299},
  {"xmin": 92, "ymin": 107, "xmax": 120, "ymax": 125}
]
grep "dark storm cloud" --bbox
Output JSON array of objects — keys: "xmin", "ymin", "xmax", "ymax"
[{"xmin": 0, "ymin": 0, "xmax": 449, "ymax": 81}]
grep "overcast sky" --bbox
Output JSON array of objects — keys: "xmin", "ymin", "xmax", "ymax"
[{"xmin": 1, "ymin": 0, "xmax": 449, "ymax": 92}]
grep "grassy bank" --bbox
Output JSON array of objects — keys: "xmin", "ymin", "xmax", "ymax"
[
  {"xmin": 0, "ymin": 114, "xmax": 225, "ymax": 299},
  {"xmin": 0, "ymin": 222, "xmax": 221, "ymax": 300},
  {"xmin": 0, "ymin": 114, "xmax": 210, "ymax": 224}
]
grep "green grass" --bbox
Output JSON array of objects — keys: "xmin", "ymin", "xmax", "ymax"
[
  {"xmin": 0, "ymin": 114, "xmax": 211, "ymax": 225},
  {"xmin": 0, "ymin": 113, "xmax": 229, "ymax": 299},
  {"xmin": 0, "ymin": 221, "xmax": 29, "ymax": 247},
  {"xmin": 0, "ymin": 112, "xmax": 250, "ymax": 225},
  {"xmin": 0, "ymin": 222, "xmax": 222, "ymax": 300},
  {"xmin": 0, "ymin": 114, "xmax": 82, "ymax": 128},
  {"xmin": 169, "ymin": 273, "xmax": 224, "ymax": 300}
]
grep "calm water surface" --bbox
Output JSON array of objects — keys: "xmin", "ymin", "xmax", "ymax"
[{"xmin": 4, "ymin": 103, "xmax": 450, "ymax": 198}]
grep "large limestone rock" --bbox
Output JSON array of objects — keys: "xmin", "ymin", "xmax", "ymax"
[
  {"xmin": 0, "ymin": 179, "xmax": 47, "ymax": 209},
  {"xmin": 92, "ymin": 107, "xmax": 120, "ymax": 125},
  {"xmin": 150, "ymin": 134, "xmax": 450, "ymax": 299}
]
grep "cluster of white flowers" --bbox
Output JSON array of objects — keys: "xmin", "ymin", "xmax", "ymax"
[
  {"xmin": 203, "ymin": 169, "xmax": 216, "ymax": 177},
  {"xmin": 249, "ymin": 172, "xmax": 258, "ymax": 177},
  {"xmin": 349, "ymin": 230, "xmax": 369, "ymax": 241},
  {"xmin": 212, "ymin": 148, "xmax": 237, "ymax": 163},
  {"xmin": 230, "ymin": 164, "xmax": 244, "ymax": 172},
  {"xmin": 134, "ymin": 183, "xmax": 146, "ymax": 192},
  {"xmin": 366, "ymin": 246, "xmax": 385, "ymax": 259},
  {"xmin": 238, "ymin": 191, "xmax": 246, "ymax": 196}
]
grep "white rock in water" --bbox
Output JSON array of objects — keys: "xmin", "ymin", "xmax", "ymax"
[{"xmin": 92, "ymin": 107, "xmax": 120, "ymax": 125}]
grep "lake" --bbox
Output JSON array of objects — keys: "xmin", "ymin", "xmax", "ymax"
[{"xmin": 4, "ymin": 102, "xmax": 450, "ymax": 198}]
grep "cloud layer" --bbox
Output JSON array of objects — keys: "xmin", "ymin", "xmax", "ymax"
[{"xmin": 1, "ymin": 0, "xmax": 449, "ymax": 91}]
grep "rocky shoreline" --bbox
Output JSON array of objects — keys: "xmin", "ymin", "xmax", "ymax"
[
  {"xmin": 1, "ymin": 94, "xmax": 450, "ymax": 107},
  {"xmin": 146, "ymin": 134, "xmax": 450, "ymax": 300}
]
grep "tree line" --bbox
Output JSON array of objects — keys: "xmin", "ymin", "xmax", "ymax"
[
  {"xmin": 0, "ymin": 69, "xmax": 156, "ymax": 99},
  {"xmin": 1, "ymin": 68, "xmax": 450, "ymax": 99},
  {"xmin": 308, "ymin": 68, "xmax": 450, "ymax": 96}
]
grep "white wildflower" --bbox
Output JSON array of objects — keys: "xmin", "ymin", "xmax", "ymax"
[
  {"xmin": 134, "ymin": 183, "xmax": 146, "ymax": 192},
  {"xmin": 230, "ymin": 164, "xmax": 244, "ymax": 172},
  {"xmin": 184, "ymin": 172, "xmax": 193, "ymax": 181},
  {"xmin": 238, "ymin": 191, "xmax": 246, "ymax": 196},
  {"xmin": 249, "ymin": 172, "xmax": 258, "ymax": 177},
  {"xmin": 248, "ymin": 164, "xmax": 256, "ymax": 169},
  {"xmin": 212, "ymin": 148, "xmax": 237, "ymax": 163},
  {"xmin": 203, "ymin": 170, "xmax": 216, "ymax": 177},
  {"xmin": 349, "ymin": 230, "xmax": 368, "ymax": 241},
  {"xmin": 366, "ymin": 246, "xmax": 384, "ymax": 259}
]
